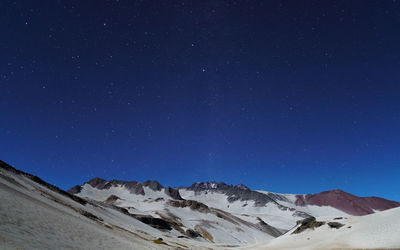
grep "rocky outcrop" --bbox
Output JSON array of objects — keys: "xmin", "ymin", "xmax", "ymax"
[
  {"xmin": 105, "ymin": 195, "xmax": 120, "ymax": 204},
  {"xmin": 164, "ymin": 187, "xmax": 183, "ymax": 200},
  {"xmin": 67, "ymin": 185, "xmax": 82, "ymax": 194},
  {"xmin": 105, "ymin": 180, "xmax": 145, "ymax": 195},
  {"xmin": 132, "ymin": 215, "xmax": 172, "ymax": 230},
  {"xmin": 167, "ymin": 199, "xmax": 210, "ymax": 213},
  {"xmin": 328, "ymin": 221, "xmax": 344, "ymax": 229},
  {"xmin": 73, "ymin": 179, "xmax": 167, "ymax": 196},
  {"xmin": 143, "ymin": 180, "xmax": 163, "ymax": 191},
  {"xmin": 255, "ymin": 217, "xmax": 283, "ymax": 237},
  {"xmin": 185, "ymin": 229, "xmax": 201, "ymax": 238},
  {"xmin": 292, "ymin": 210, "xmax": 312, "ymax": 219},
  {"xmin": 295, "ymin": 189, "xmax": 400, "ymax": 216},
  {"xmin": 78, "ymin": 178, "xmax": 146, "ymax": 195},
  {"xmin": 292, "ymin": 217, "xmax": 325, "ymax": 234},
  {"xmin": 86, "ymin": 177, "xmax": 108, "ymax": 189},
  {"xmin": 187, "ymin": 181, "xmax": 280, "ymax": 207}
]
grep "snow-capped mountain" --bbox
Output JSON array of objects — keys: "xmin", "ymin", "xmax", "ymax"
[
  {"xmin": 68, "ymin": 178, "xmax": 282, "ymax": 246},
  {"xmin": 69, "ymin": 177, "xmax": 400, "ymax": 240},
  {"xmin": 293, "ymin": 189, "xmax": 400, "ymax": 215},
  {"xmin": 1, "ymin": 160, "xmax": 399, "ymax": 249},
  {"xmin": 178, "ymin": 182, "xmax": 399, "ymax": 230}
]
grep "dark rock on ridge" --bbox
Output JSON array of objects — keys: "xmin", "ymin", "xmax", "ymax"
[
  {"xmin": 167, "ymin": 199, "xmax": 210, "ymax": 213},
  {"xmin": 142, "ymin": 180, "xmax": 163, "ymax": 191},
  {"xmin": 79, "ymin": 178, "xmax": 146, "ymax": 195},
  {"xmin": 87, "ymin": 177, "xmax": 108, "ymax": 189},
  {"xmin": 187, "ymin": 181, "xmax": 282, "ymax": 207},
  {"xmin": 73, "ymin": 177, "xmax": 184, "ymax": 200},
  {"xmin": 164, "ymin": 187, "xmax": 183, "ymax": 200},
  {"xmin": 105, "ymin": 180, "xmax": 145, "ymax": 195},
  {"xmin": 73, "ymin": 178, "xmax": 173, "ymax": 196},
  {"xmin": 68, "ymin": 185, "xmax": 82, "ymax": 194}
]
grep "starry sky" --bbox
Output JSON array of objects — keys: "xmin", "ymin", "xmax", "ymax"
[{"xmin": 1, "ymin": 0, "xmax": 400, "ymax": 201}]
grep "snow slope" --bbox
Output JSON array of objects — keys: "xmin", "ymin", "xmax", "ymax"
[
  {"xmin": 247, "ymin": 207, "xmax": 400, "ymax": 250},
  {"xmin": 179, "ymin": 188, "xmax": 305, "ymax": 230},
  {"xmin": 0, "ymin": 167, "xmax": 167, "ymax": 249},
  {"xmin": 0, "ymin": 161, "xmax": 223, "ymax": 249},
  {"xmin": 74, "ymin": 181, "xmax": 280, "ymax": 247}
]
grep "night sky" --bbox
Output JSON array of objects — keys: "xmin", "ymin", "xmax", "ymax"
[{"xmin": 1, "ymin": 1, "xmax": 400, "ymax": 201}]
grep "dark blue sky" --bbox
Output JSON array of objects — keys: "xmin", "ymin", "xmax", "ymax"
[{"xmin": 1, "ymin": 1, "xmax": 400, "ymax": 201}]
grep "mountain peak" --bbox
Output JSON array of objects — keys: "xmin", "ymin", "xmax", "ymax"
[
  {"xmin": 187, "ymin": 181, "xmax": 231, "ymax": 191},
  {"xmin": 235, "ymin": 184, "xmax": 250, "ymax": 190},
  {"xmin": 86, "ymin": 177, "xmax": 108, "ymax": 189},
  {"xmin": 142, "ymin": 180, "xmax": 163, "ymax": 191},
  {"xmin": 295, "ymin": 189, "xmax": 400, "ymax": 215}
]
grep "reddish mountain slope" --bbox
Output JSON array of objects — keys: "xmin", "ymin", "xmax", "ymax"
[{"xmin": 295, "ymin": 189, "xmax": 400, "ymax": 215}]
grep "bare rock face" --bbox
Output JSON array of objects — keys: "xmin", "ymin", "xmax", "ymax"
[
  {"xmin": 292, "ymin": 217, "xmax": 325, "ymax": 234},
  {"xmin": 187, "ymin": 181, "xmax": 286, "ymax": 207},
  {"xmin": 105, "ymin": 195, "xmax": 120, "ymax": 204},
  {"xmin": 75, "ymin": 179, "xmax": 166, "ymax": 196},
  {"xmin": 328, "ymin": 221, "xmax": 344, "ymax": 229},
  {"xmin": 86, "ymin": 177, "xmax": 108, "ymax": 189},
  {"xmin": 167, "ymin": 199, "xmax": 210, "ymax": 213},
  {"xmin": 235, "ymin": 184, "xmax": 250, "ymax": 190},
  {"xmin": 132, "ymin": 215, "xmax": 172, "ymax": 230},
  {"xmin": 295, "ymin": 189, "xmax": 400, "ymax": 216},
  {"xmin": 185, "ymin": 229, "xmax": 201, "ymax": 238},
  {"xmin": 142, "ymin": 180, "xmax": 163, "ymax": 191},
  {"xmin": 80, "ymin": 178, "xmax": 146, "ymax": 195},
  {"xmin": 67, "ymin": 185, "xmax": 82, "ymax": 194},
  {"xmin": 105, "ymin": 180, "xmax": 145, "ymax": 195},
  {"xmin": 164, "ymin": 187, "xmax": 183, "ymax": 200},
  {"xmin": 255, "ymin": 217, "xmax": 283, "ymax": 237}
]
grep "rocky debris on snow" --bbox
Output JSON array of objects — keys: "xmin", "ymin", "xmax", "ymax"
[
  {"xmin": 142, "ymin": 180, "xmax": 163, "ymax": 191},
  {"xmin": 328, "ymin": 221, "xmax": 344, "ymax": 229},
  {"xmin": 292, "ymin": 217, "xmax": 325, "ymax": 234},
  {"xmin": 167, "ymin": 199, "xmax": 210, "ymax": 213},
  {"xmin": 105, "ymin": 195, "xmax": 121, "ymax": 204},
  {"xmin": 187, "ymin": 181, "xmax": 282, "ymax": 207}
]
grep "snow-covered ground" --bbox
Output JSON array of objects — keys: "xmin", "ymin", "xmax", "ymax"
[
  {"xmin": 244, "ymin": 207, "xmax": 400, "ymax": 250},
  {"xmin": 180, "ymin": 189, "xmax": 299, "ymax": 230}
]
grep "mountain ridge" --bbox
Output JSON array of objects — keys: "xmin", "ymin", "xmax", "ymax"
[
  {"xmin": 68, "ymin": 177, "xmax": 400, "ymax": 217},
  {"xmin": 1, "ymin": 160, "xmax": 400, "ymax": 249}
]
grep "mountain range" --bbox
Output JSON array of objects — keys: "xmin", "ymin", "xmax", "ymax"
[{"xmin": 1, "ymin": 159, "xmax": 399, "ymax": 249}]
